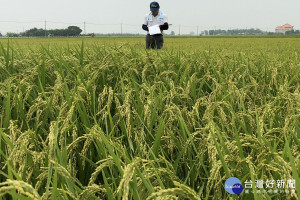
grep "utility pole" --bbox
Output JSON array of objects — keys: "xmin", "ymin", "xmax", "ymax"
[
  {"xmin": 121, "ymin": 23, "xmax": 123, "ymax": 35},
  {"xmin": 84, "ymin": 22, "xmax": 86, "ymax": 36},
  {"xmin": 45, "ymin": 20, "xmax": 47, "ymax": 37},
  {"xmin": 179, "ymin": 24, "xmax": 181, "ymax": 36},
  {"xmin": 214, "ymin": 26, "xmax": 216, "ymax": 36},
  {"xmin": 197, "ymin": 26, "xmax": 199, "ymax": 36}
]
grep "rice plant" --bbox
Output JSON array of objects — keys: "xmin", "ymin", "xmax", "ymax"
[{"xmin": 0, "ymin": 37, "xmax": 299, "ymax": 199}]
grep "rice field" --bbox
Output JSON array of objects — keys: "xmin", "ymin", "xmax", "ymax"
[{"xmin": 0, "ymin": 37, "xmax": 299, "ymax": 200}]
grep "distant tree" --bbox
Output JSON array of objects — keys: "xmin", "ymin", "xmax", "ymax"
[
  {"xmin": 170, "ymin": 31, "xmax": 175, "ymax": 36},
  {"xmin": 67, "ymin": 26, "xmax": 82, "ymax": 36},
  {"xmin": 205, "ymin": 28, "xmax": 264, "ymax": 36},
  {"xmin": 20, "ymin": 26, "xmax": 82, "ymax": 37},
  {"xmin": 286, "ymin": 30, "xmax": 300, "ymax": 35},
  {"xmin": 0, "ymin": 32, "xmax": 2, "ymax": 37},
  {"xmin": 267, "ymin": 32, "xmax": 277, "ymax": 35},
  {"xmin": 21, "ymin": 27, "xmax": 45, "ymax": 37},
  {"xmin": 94, "ymin": 33, "xmax": 144, "ymax": 37},
  {"xmin": 50, "ymin": 29, "xmax": 67, "ymax": 36},
  {"xmin": 7, "ymin": 32, "xmax": 19, "ymax": 37}
]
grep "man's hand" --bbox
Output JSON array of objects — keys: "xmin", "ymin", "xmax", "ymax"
[
  {"xmin": 159, "ymin": 23, "xmax": 169, "ymax": 30},
  {"xmin": 142, "ymin": 24, "xmax": 149, "ymax": 31}
]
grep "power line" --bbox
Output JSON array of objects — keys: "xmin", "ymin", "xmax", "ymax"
[
  {"xmin": 0, "ymin": 20, "xmax": 44, "ymax": 23},
  {"xmin": 86, "ymin": 22, "xmax": 119, "ymax": 26},
  {"xmin": 0, "ymin": 20, "xmax": 291, "ymax": 35},
  {"xmin": 47, "ymin": 21, "xmax": 82, "ymax": 25},
  {"xmin": 122, "ymin": 23, "xmax": 140, "ymax": 27},
  {"xmin": 0, "ymin": 20, "xmax": 283, "ymax": 31}
]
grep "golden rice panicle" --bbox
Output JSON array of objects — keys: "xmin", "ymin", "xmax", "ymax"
[
  {"xmin": 146, "ymin": 181, "xmax": 201, "ymax": 200},
  {"xmin": 48, "ymin": 121, "xmax": 58, "ymax": 160},
  {"xmin": 79, "ymin": 184, "xmax": 106, "ymax": 200},
  {"xmin": 88, "ymin": 158, "xmax": 114, "ymax": 186},
  {"xmin": 117, "ymin": 160, "xmax": 136, "ymax": 200},
  {"xmin": 0, "ymin": 179, "xmax": 41, "ymax": 200}
]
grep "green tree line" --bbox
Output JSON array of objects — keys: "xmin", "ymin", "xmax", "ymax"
[
  {"xmin": 201, "ymin": 28, "xmax": 300, "ymax": 36},
  {"xmin": 6, "ymin": 26, "xmax": 82, "ymax": 37},
  {"xmin": 285, "ymin": 30, "xmax": 300, "ymax": 35},
  {"xmin": 202, "ymin": 28, "xmax": 265, "ymax": 36}
]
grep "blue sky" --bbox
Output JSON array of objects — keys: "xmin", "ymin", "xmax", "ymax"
[{"xmin": 0, "ymin": 0, "xmax": 299, "ymax": 34}]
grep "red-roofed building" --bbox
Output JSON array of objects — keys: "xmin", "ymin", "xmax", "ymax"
[{"xmin": 275, "ymin": 24, "xmax": 294, "ymax": 35}]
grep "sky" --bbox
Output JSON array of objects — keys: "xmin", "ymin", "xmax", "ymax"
[{"xmin": 0, "ymin": 0, "xmax": 300, "ymax": 35}]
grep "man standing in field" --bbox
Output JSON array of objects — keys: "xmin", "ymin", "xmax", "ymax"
[{"xmin": 142, "ymin": 1, "xmax": 169, "ymax": 49}]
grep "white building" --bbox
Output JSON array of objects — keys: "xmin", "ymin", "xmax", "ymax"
[{"xmin": 275, "ymin": 24, "xmax": 294, "ymax": 35}]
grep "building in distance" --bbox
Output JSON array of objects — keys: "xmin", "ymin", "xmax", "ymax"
[{"xmin": 275, "ymin": 24, "xmax": 294, "ymax": 35}]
